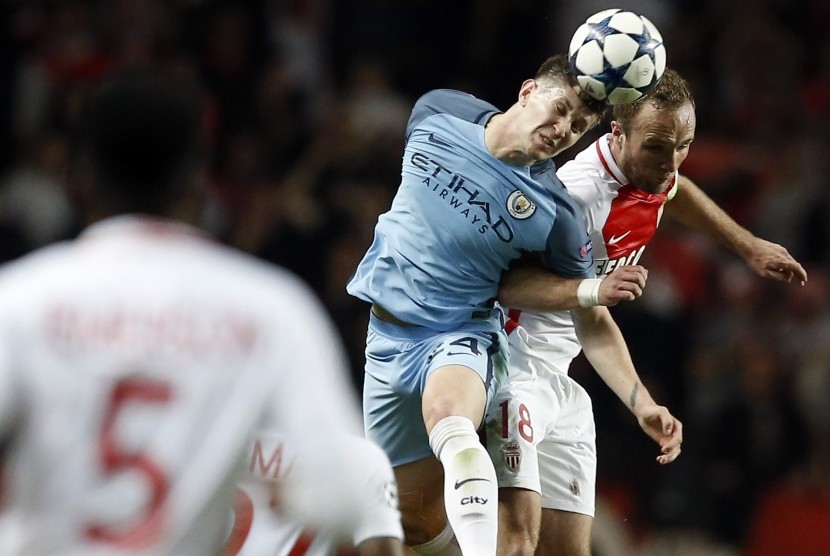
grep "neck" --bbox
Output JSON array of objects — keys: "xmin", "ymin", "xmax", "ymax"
[
  {"xmin": 484, "ymin": 110, "xmax": 535, "ymax": 166},
  {"xmin": 608, "ymin": 133, "xmax": 623, "ymax": 165}
]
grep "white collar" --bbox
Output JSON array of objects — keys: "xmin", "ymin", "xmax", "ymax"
[{"xmin": 595, "ymin": 133, "xmax": 629, "ymax": 186}]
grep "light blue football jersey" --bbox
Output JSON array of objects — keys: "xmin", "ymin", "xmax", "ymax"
[{"xmin": 347, "ymin": 89, "xmax": 594, "ymax": 330}]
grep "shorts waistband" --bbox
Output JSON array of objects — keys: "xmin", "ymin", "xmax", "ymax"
[{"xmin": 371, "ymin": 304, "xmax": 415, "ymax": 326}]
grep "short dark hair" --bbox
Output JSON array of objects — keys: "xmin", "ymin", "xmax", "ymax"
[
  {"xmin": 612, "ymin": 68, "xmax": 695, "ymax": 132},
  {"xmin": 534, "ymin": 54, "xmax": 607, "ymax": 116},
  {"xmin": 75, "ymin": 69, "xmax": 204, "ymax": 215}
]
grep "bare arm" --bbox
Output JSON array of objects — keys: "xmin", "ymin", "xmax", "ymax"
[
  {"xmin": 571, "ymin": 305, "xmax": 683, "ymax": 464},
  {"xmin": 498, "ymin": 263, "xmax": 648, "ymax": 311},
  {"xmin": 665, "ymin": 174, "xmax": 807, "ymax": 284}
]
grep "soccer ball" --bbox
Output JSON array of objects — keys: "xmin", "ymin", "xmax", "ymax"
[{"xmin": 568, "ymin": 9, "xmax": 666, "ymax": 105}]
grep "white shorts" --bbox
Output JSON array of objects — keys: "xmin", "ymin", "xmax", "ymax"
[{"xmin": 484, "ymin": 335, "xmax": 596, "ymax": 516}]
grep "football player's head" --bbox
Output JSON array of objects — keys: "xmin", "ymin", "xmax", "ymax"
[{"xmin": 74, "ymin": 69, "xmax": 205, "ymax": 216}]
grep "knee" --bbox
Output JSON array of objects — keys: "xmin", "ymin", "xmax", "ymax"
[
  {"xmin": 422, "ymin": 395, "xmax": 467, "ymax": 434},
  {"xmin": 422, "ymin": 366, "xmax": 487, "ymax": 432}
]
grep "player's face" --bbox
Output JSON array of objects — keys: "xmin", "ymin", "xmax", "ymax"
[
  {"xmin": 517, "ymin": 80, "xmax": 598, "ymax": 162},
  {"xmin": 613, "ymin": 101, "xmax": 696, "ymax": 194}
]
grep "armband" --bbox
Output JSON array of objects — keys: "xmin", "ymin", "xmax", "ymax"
[{"xmin": 577, "ymin": 278, "xmax": 603, "ymax": 308}]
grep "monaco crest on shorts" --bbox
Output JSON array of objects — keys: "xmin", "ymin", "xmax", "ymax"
[{"xmin": 503, "ymin": 442, "xmax": 521, "ymax": 471}]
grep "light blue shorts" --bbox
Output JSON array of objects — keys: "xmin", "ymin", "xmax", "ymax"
[{"xmin": 363, "ymin": 312, "xmax": 508, "ymax": 467}]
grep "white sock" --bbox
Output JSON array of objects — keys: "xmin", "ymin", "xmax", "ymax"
[
  {"xmin": 428, "ymin": 416, "xmax": 497, "ymax": 556},
  {"xmin": 411, "ymin": 523, "xmax": 462, "ymax": 556}
]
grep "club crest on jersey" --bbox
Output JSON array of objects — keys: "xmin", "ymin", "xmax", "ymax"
[
  {"xmin": 503, "ymin": 442, "xmax": 521, "ymax": 471},
  {"xmin": 507, "ymin": 190, "xmax": 536, "ymax": 220}
]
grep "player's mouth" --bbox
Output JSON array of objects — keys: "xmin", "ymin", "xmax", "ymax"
[
  {"xmin": 539, "ymin": 133, "xmax": 556, "ymax": 151},
  {"xmin": 649, "ymin": 174, "xmax": 674, "ymax": 193}
]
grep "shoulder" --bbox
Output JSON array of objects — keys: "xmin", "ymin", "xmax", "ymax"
[
  {"xmin": 541, "ymin": 187, "xmax": 594, "ymax": 278},
  {"xmin": 414, "ymin": 89, "xmax": 490, "ymax": 112},
  {"xmin": 408, "ymin": 89, "xmax": 500, "ymax": 134},
  {"xmin": 558, "ymin": 136, "xmax": 620, "ymax": 201},
  {"xmin": 558, "ymin": 138, "xmax": 604, "ymax": 183},
  {"xmin": 0, "ymin": 241, "xmax": 74, "ymax": 301}
]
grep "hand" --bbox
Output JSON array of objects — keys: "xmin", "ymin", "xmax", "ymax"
[
  {"xmin": 635, "ymin": 404, "xmax": 683, "ymax": 465},
  {"xmin": 598, "ymin": 265, "xmax": 648, "ymax": 306},
  {"xmin": 745, "ymin": 238, "xmax": 808, "ymax": 285}
]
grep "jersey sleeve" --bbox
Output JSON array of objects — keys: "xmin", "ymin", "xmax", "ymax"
[
  {"xmin": 406, "ymin": 89, "xmax": 500, "ymax": 139},
  {"xmin": 268, "ymin": 278, "xmax": 362, "ymax": 437},
  {"xmin": 348, "ymin": 438, "xmax": 405, "ymax": 547},
  {"xmin": 539, "ymin": 179, "xmax": 596, "ymax": 279},
  {"xmin": 264, "ymin": 278, "xmax": 390, "ymax": 538}
]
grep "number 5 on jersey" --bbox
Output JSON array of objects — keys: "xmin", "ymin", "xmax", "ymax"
[{"xmin": 85, "ymin": 377, "xmax": 173, "ymax": 548}]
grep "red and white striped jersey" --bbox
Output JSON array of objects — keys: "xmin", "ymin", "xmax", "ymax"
[
  {"xmin": 227, "ymin": 432, "xmax": 403, "ymax": 556},
  {"xmin": 506, "ymin": 134, "xmax": 677, "ymax": 373},
  {"xmin": 0, "ymin": 216, "xmax": 365, "ymax": 555}
]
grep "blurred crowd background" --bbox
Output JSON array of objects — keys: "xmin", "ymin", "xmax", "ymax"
[{"xmin": 1, "ymin": 1, "xmax": 828, "ymax": 554}]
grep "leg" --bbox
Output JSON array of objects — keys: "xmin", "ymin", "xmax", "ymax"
[
  {"xmin": 423, "ymin": 364, "xmax": 497, "ymax": 556},
  {"xmin": 361, "ymin": 317, "xmax": 453, "ymax": 550},
  {"xmin": 498, "ymin": 487, "xmax": 541, "ymax": 556},
  {"xmin": 382, "ymin": 366, "xmax": 491, "ymax": 555},
  {"xmin": 486, "ymin": 341, "xmax": 596, "ymax": 556},
  {"xmin": 362, "ymin": 320, "xmax": 503, "ymax": 555},
  {"xmin": 392, "ymin": 457, "xmax": 461, "ymax": 555},
  {"xmin": 533, "ymin": 376, "xmax": 597, "ymax": 556},
  {"xmin": 394, "ymin": 456, "xmax": 448, "ymax": 546},
  {"xmin": 535, "ymin": 508, "xmax": 592, "ymax": 556},
  {"xmin": 483, "ymin": 348, "xmax": 551, "ymax": 556}
]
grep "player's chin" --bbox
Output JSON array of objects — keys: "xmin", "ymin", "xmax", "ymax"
[
  {"xmin": 639, "ymin": 175, "xmax": 672, "ymax": 194},
  {"xmin": 534, "ymin": 136, "xmax": 558, "ymax": 158},
  {"xmin": 655, "ymin": 176, "xmax": 676, "ymax": 193}
]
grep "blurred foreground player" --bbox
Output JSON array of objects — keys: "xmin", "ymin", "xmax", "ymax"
[
  {"xmin": 227, "ymin": 433, "xmax": 404, "ymax": 556},
  {"xmin": 0, "ymin": 70, "xmax": 397, "ymax": 555}
]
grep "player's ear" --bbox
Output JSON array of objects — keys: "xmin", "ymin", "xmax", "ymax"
[
  {"xmin": 610, "ymin": 120, "xmax": 624, "ymax": 138},
  {"xmin": 518, "ymin": 79, "xmax": 536, "ymax": 106}
]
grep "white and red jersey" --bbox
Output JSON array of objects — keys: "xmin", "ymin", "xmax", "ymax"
[
  {"xmin": 506, "ymin": 134, "xmax": 678, "ymax": 373},
  {"xmin": 0, "ymin": 216, "xmax": 366, "ymax": 555},
  {"xmin": 227, "ymin": 433, "xmax": 403, "ymax": 556}
]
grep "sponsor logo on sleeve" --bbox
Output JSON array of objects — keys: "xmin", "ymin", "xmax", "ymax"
[{"xmin": 579, "ymin": 240, "xmax": 593, "ymax": 258}]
